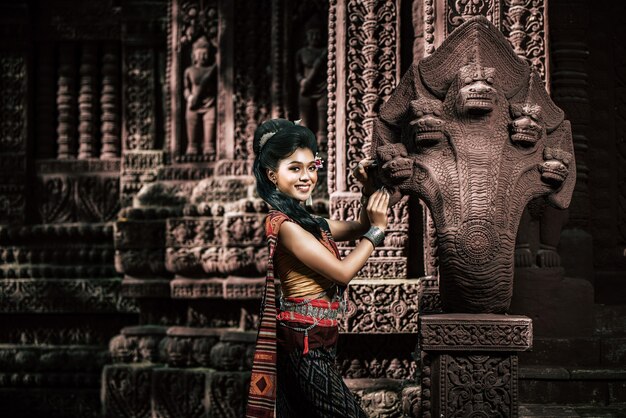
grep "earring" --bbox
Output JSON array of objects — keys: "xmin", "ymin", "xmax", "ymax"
[{"xmin": 305, "ymin": 195, "xmax": 313, "ymax": 207}]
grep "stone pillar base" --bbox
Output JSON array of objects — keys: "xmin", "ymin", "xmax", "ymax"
[{"xmin": 419, "ymin": 314, "xmax": 533, "ymax": 418}]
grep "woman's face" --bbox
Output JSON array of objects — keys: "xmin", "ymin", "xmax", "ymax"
[{"xmin": 268, "ymin": 147, "xmax": 318, "ymax": 203}]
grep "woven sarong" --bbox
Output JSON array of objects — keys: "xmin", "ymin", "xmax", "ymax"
[{"xmin": 246, "ymin": 211, "xmax": 340, "ymax": 417}]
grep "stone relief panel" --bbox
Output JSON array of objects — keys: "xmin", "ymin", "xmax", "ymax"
[
  {"xmin": 125, "ymin": 47, "xmax": 157, "ymax": 152},
  {"xmin": 341, "ymin": 281, "xmax": 419, "ymax": 333},
  {"xmin": 344, "ymin": 0, "xmax": 399, "ymax": 192},
  {"xmin": 0, "ymin": 54, "xmax": 27, "ymax": 224},
  {"xmin": 35, "ymin": 161, "xmax": 121, "ymax": 224},
  {"xmin": 169, "ymin": 0, "xmax": 219, "ymax": 161}
]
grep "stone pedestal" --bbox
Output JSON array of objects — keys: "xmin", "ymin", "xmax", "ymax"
[{"xmin": 419, "ymin": 314, "xmax": 533, "ymax": 418}]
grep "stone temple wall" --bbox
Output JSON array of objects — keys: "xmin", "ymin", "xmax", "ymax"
[{"xmin": 0, "ymin": 0, "xmax": 624, "ymax": 417}]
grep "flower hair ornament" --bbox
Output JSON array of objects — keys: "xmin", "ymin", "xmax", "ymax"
[{"xmin": 314, "ymin": 153, "xmax": 324, "ymax": 170}]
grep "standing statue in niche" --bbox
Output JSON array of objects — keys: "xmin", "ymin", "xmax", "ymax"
[
  {"xmin": 295, "ymin": 17, "xmax": 328, "ymax": 146},
  {"xmin": 184, "ymin": 35, "xmax": 217, "ymax": 157},
  {"xmin": 372, "ymin": 17, "xmax": 576, "ymax": 313}
]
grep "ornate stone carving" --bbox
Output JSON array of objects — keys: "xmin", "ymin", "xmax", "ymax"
[
  {"xmin": 0, "ymin": 53, "xmax": 27, "ymax": 223},
  {"xmin": 124, "ymin": 47, "xmax": 156, "ymax": 151},
  {"xmin": 435, "ymin": 354, "xmax": 518, "ymax": 418},
  {"xmin": 121, "ymin": 150, "xmax": 165, "ymax": 205},
  {"xmin": 233, "ymin": 0, "xmax": 271, "ymax": 160},
  {"xmin": 103, "ymin": 365, "xmax": 154, "ymax": 418},
  {"xmin": 418, "ymin": 276, "xmax": 442, "ymax": 314},
  {"xmin": 78, "ymin": 43, "xmax": 98, "ymax": 159},
  {"xmin": 101, "ymin": 43, "xmax": 121, "ymax": 159},
  {"xmin": 340, "ymin": 357, "xmax": 417, "ymax": 380},
  {"xmin": 0, "ymin": 279, "xmax": 137, "ymax": 314},
  {"xmin": 327, "ymin": 0, "xmax": 338, "ymax": 192},
  {"xmin": 420, "ymin": 314, "xmax": 532, "ymax": 351},
  {"xmin": 421, "ymin": 0, "xmax": 548, "ymax": 83},
  {"xmin": 360, "ymin": 388, "xmax": 403, "ymax": 417},
  {"xmin": 57, "ymin": 44, "xmax": 77, "ymax": 159},
  {"xmin": 152, "ymin": 369, "xmax": 206, "ymax": 418},
  {"xmin": 36, "ymin": 175, "xmax": 120, "ymax": 223},
  {"xmin": 345, "ymin": 0, "xmax": 398, "ymax": 192},
  {"xmin": 207, "ymin": 371, "xmax": 250, "ymax": 418},
  {"xmin": 295, "ymin": 15, "xmax": 329, "ymax": 150},
  {"xmin": 169, "ymin": 0, "xmax": 219, "ymax": 160},
  {"xmin": 340, "ymin": 281, "xmax": 419, "ymax": 333},
  {"xmin": 374, "ymin": 17, "xmax": 575, "ymax": 313},
  {"xmin": 171, "ymin": 277, "xmax": 265, "ymax": 299},
  {"xmin": 419, "ymin": 313, "xmax": 530, "ymax": 418}
]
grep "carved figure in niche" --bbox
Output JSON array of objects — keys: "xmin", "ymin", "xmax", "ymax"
[
  {"xmin": 295, "ymin": 16, "xmax": 328, "ymax": 146},
  {"xmin": 184, "ymin": 35, "xmax": 217, "ymax": 157},
  {"xmin": 372, "ymin": 17, "xmax": 576, "ymax": 313}
]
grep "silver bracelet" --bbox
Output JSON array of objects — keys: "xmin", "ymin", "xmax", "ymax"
[{"xmin": 362, "ymin": 226, "xmax": 385, "ymax": 247}]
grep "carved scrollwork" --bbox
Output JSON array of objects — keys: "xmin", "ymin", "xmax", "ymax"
[
  {"xmin": 125, "ymin": 48, "xmax": 155, "ymax": 151},
  {"xmin": 420, "ymin": 314, "xmax": 532, "ymax": 350},
  {"xmin": 441, "ymin": 354, "xmax": 517, "ymax": 417},
  {"xmin": 345, "ymin": 0, "xmax": 398, "ymax": 192},
  {"xmin": 340, "ymin": 282, "xmax": 419, "ymax": 333}
]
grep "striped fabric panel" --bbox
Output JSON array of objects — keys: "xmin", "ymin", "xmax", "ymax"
[{"xmin": 246, "ymin": 211, "xmax": 289, "ymax": 418}]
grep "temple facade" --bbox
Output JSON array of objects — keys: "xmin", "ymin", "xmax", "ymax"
[{"xmin": 0, "ymin": 0, "xmax": 624, "ymax": 417}]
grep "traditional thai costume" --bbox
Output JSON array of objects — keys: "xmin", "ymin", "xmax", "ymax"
[{"xmin": 247, "ymin": 210, "xmax": 366, "ymax": 418}]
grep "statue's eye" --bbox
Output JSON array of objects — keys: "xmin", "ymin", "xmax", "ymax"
[
  {"xmin": 486, "ymin": 77, "xmax": 494, "ymax": 84},
  {"xmin": 416, "ymin": 111, "xmax": 424, "ymax": 117},
  {"xmin": 464, "ymin": 77, "xmax": 472, "ymax": 85},
  {"xmin": 433, "ymin": 109, "xmax": 441, "ymax": 116}
]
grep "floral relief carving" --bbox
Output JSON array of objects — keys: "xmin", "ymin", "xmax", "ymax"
[
  {"xmin": 341, "ymin": 282, "xmax": 419, "ymax": 333},
  {"xmin": 345, "ymin": 0, "xmax": 398, "ymax": 192}
]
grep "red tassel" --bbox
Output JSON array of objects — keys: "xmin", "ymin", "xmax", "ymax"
[{"xmin": 303, "ymin": 331, "xmax": 309, "ymax": 355}]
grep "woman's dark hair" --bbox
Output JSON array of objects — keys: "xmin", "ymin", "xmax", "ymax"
[{"xmin": 253, "ymin": 119, "xmax": 322, "ymax": 239}]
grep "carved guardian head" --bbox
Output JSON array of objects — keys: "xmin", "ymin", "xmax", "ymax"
[{"xmin": 455, "ymin": 63, "xmax": 497, "ymax": 115}]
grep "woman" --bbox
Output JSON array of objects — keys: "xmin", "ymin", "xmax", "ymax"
[{"xmin": 246, "ymin": 119, "xmax": 389, "ymax": 418}]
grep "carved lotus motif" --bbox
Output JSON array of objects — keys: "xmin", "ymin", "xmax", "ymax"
[{"xmin": 373, "ymin": 17, "xmax": 575, "ymax": 313}]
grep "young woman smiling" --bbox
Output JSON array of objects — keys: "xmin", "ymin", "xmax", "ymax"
[{"xmin": 246, "ymin": 119, "xmax": 389, "ymax": 418}]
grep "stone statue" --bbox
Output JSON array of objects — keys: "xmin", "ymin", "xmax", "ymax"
[
  {"xmin": 372, "ymin": 17, "xmax": 576, "ymax": 313},
  {"xmin": 295, "ymin": 16, "xmax": 328, "ymax": 144},
  {"xmin": 184, "ymin": 35, "xmax": 217, "ymax": 157}
]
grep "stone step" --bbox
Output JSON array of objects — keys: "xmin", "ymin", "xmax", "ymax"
[{"xmin": 519, "ymin": 366, "xmax": 626, "ymax": 405}]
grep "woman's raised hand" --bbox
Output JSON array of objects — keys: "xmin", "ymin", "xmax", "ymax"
[
  {"xmin": 366, "ymin": 188, "xmax": 390, "ymax": 231},
  {"xmin": 352, "ymin": 158, "xmax": 378, "ymax": 197}
]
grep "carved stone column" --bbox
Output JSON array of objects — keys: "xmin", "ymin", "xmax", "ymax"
[{"xmin": 420, "ymin": 314, "xmax": 532, "ymax": 418}]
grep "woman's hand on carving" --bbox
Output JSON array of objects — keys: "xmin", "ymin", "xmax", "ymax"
[
  {"xmin": 366, "ymin": 188, "xmax": 390, "ymax": 231},
  {"xmin": 353, "ymin": 158, "xmax": 378, "ymax": 197}
]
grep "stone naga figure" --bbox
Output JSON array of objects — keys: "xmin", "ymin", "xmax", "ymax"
[{"xmin": 372, "ymin": 17, "xmax": 576, "ymax": 313}]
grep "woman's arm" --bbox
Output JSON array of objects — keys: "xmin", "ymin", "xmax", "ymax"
[
  {"xmin": 278, "ymin": 190, "xmax": 389, "ymax": 286},
  {"xmin": 325, "ymin": 201, "xmax": 370, "ymax": 242},
  {"xmin": 326, "ymin": 158, "xmax": 379, "ymax": 242}
]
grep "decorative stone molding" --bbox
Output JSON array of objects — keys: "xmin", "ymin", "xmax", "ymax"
[
  {"xmin": 0, "ymin": 279, "xmax": 137, "ymax": 314},
  {"xmin": 420, "ymin": 314, "xmax": 533, "ymax": 351}
]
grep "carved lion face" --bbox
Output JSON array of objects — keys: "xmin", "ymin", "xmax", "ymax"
[{"xmin": 456, "ymin": 65, "xmax": 497, "ymax": 115}]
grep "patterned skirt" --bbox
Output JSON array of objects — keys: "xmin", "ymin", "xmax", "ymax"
[{"xmin": 276, "ymin": 317, "xmax": 367, "ymax": 418}]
